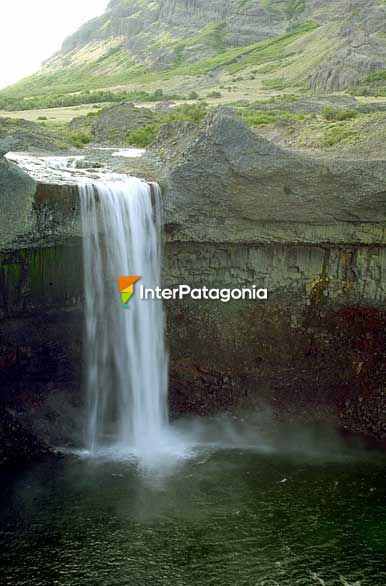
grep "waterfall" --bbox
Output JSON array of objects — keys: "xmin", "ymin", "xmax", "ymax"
[{"xmin": 79, "ymin": 175, "xmax": 169, "ymax": 457}]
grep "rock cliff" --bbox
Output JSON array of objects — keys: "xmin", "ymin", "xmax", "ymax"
[
  {"xmin": 0, "ymin": 156, "xmax": 36, "ymax": 250},
  {"xmin": 1, "ymin": 112, "xmax": 386, "ymax": 447},
  {"xmin": 150, "ymin": 111, "xmax": 386, "ymax": 243}
]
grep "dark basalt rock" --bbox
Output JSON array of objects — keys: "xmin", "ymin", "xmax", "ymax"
[{"xmin": 1, "ymin": 111, "xmax": 386, "ymax": 455}]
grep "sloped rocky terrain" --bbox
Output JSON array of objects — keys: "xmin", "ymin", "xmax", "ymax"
[{"xmin": 3, "ymin": 0, "xmax": 386, "ymax": 101}]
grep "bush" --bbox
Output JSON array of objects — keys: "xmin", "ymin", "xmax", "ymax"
[
  {"xmin": 241, "ymin": 108, "xmax": 303, "ymax": 127},
  {"xmin": 62, "ymin": 130, "xmax": 92, "ymax": 148},
  {"xmin": 37, "ymin": 116, "xmax": 48, "ymax": 120},
  {"xmin": 323, "ymin": 127, "xmax": 354, "ymax": 147},
  {"xmin": 152, "ymin": 89, "xmax": 164, "ymax": 100},
  {"xmin": 166, "ymin": 103, "xmax": 207, "ymax": 123},
  {"xmin": 322, "ymin": 107, "xmax": 357, "ymax": 122},
  {"xmin": 188, "ymin": 91, "xmax": 199, "ymax": 100},
  {"xmin": 207, "ymin": 91, "xmax": 222, "ymax": 98},
  {"xmin": 241, "ymin": 111, "xmax": 277, "ymax": 126},
  {"xmin": 126, "ymin": 124, "xmax": 161, "ymax": 147}
]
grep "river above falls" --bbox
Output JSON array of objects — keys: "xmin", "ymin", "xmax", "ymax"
[
  {"xmin": 5, "ymin": 148, "xmax": 146, "ymax": 184},
  {"xmin": 0, "ymin": 440, "xmax": 385, "ymax": 586}
]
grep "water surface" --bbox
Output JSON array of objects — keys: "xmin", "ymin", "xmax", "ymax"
[{"xmin": 0, "ymin": 439, "xmax": 385, "ymax": 586}]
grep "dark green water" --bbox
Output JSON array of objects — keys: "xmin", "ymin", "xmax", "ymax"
[{"xmin": 0, "ymin": 436, "xmax": 385, "ymax": 586}]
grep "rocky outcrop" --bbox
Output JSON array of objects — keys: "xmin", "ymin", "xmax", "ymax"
[
  {"xmin": 309, "ymin": 0, "xmax": 386, "ymax": 91},
  {"xmin": 0, "ymin": 117, "xmax": 70, "ymax": 153},
  {"xmin": 61, "ymin": 0, "xmax": 292, "ymax": 57},
  {"xmin": 153, "ymin": 111, "xmax": 386, "ymax": 243},
  {"xmin": 0, "ymin": 406, "xmax": 55, "ymax": 465},
  {"xmin": 70, "ymin": 103, "xmax": 159, "ymax": 145},
  {"xmin": 0, "ymin": 156, "xmax": 37, "ymax": 250},
  {"xmin": 151, "ymin": 112, "xmax": 386, "ymax": 440}
]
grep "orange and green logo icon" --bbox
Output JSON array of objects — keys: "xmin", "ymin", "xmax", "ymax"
[{"xmin": 117, "ymin": 276, "xmax": 141, "ymax": 308}]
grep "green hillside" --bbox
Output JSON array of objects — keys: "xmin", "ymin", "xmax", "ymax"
[{"xmin": 1, "ymin": 0, "xmax": 386, "ymax": 111}]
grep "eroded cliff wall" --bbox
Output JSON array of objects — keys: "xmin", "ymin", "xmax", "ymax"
[{"xmin": 1, "ymin": 114, "xmax": 386, "ymax": 446}]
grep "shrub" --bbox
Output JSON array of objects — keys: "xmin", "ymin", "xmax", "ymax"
[
  {"xmin": 166, "ymin": 103, "xmax": 207, "ymax": 123},
  {"xmin": 241, "ymin": 111, "xmax": 277, "ymax": 126},
  {"xmin": 152, "ymin": 89, "xmax": 164, "ymax": 100},
  {"xmin": 62, "ymin": 130, "xmax": 92, "ymax": 148},
  {"xmin": 126, "ymin": 124, "xmax": 160, "ymax": 147},
  {"xmin": 323, "ymin": 127, "xmax": 354, "ymax": 147},
  {"xmin": 241, "ymin": 108, "xmax": 304, "ymax": 127},
  {"xmin": 322, "ymin": 107, "xmax": 358, "ymax": 122},
  {"xmin": 207, "ymin": 91, "xmax": 222, "ymax": 98}
]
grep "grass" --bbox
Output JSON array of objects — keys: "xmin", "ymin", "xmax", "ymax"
[
  {"xmin": 126, "ymin": 103, "xmax": 208, "ymax": 146},
  {"xmin": 289, "ymin": 110, "xmax": 377, "ymax": 150},
  {"xmin": 240, "ymin": 108, "xmax": 307, "ymax": 126},
  {"xmin": 261, "ymin": 0, "xmax": 306, "ymax": 17},
  {"xmin": 0, "ymin": 104, "xmax": 104, "ymax": 124},
  {"xmin": 322, "ymin": 126, "xmax": 355, "ymax": 147},
  {"xmin": 0, "ymin": 88, "xmax": 189, "ymax": 112},
  {"xmin": 351, "ymin": 70, "xmax": 386, "ymax": 97},
  {"xmin": 169, "ymin": 21, "xmax": 318, "ymax": 78}
]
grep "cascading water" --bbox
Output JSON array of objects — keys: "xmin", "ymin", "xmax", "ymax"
[
  {"xmin": 79, "ymin": 175, "xmax": 170, "ymax": 458},
  {"xmin": 6, "ymin": 151, "xmax": 189, "ymax": 463}
]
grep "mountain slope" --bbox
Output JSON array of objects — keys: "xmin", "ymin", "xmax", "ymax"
[{"xmin": 2, "ymin": 0, "xmax": 386, "ymax": 101}]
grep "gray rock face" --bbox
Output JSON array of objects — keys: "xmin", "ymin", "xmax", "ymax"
[
  {"xmin": 158, "ymin": 111, "xmax": 386, "ymax": 243},
  {"xmin": 0, "ymin": 157, "xmax": 36, "ymax": 250},
  {"xmin": 55, "ymin": 0, "xmax": 386, "ymax": 89},
  {"xmin": 62, "ymin": 0, "xmax": 290, "ymax": 58},
  {"xmin": 309, "ymin": 0, "xmax": 386, "ymax": 91}
]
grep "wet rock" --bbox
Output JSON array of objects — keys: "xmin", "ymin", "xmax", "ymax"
[
  {"xmin": 0, "ymin": 156, "xmax": 36, "ymax": 249},
  {"xmin": 0, "ymin": 406, "xmax": 55, "ymax": 465}
]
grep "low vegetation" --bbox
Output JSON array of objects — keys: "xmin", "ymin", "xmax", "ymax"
[
  {"xmin": 126, "ymin": 124, "xmax": 161, "ymax": 148},
  {"xmin": 0, "ymin": 88, "xmax": 190, "ymax": 113},
  {"xmin": 126, "ymin": 103, "xmax": 208, "ymax": 147},
  {"xmin": 322, "ymin": 126, "xmax": 355, "ymax": 147},
  {"xmin": 322, "ymin": 107, "xmax": 358, "ymax": 122},
  {"xmin": 240, "ymin": 109, "xmax": 307, "ymax": 127},
  {"xmin": 60, "ymin": 129, "xmax": 92, "ymax": 148},
  {"xmin": 352, "ymin": 70, "xmax": 386, "ymax": 97}
]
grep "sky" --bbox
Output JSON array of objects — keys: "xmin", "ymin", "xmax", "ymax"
[{"xmin": 0, "ymin": 0, "xmax": 109, "ymax": 89}]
